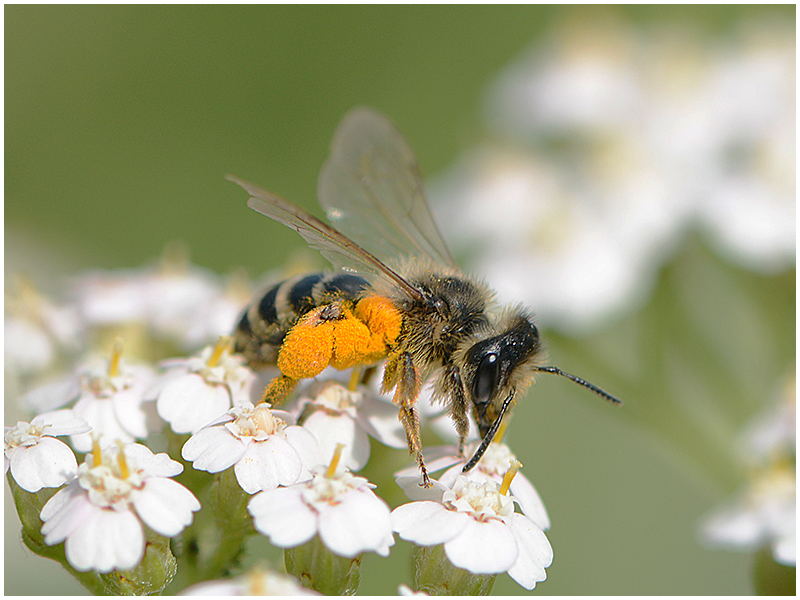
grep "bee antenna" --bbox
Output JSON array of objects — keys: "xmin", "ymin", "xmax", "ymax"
[
  {"xmin": 533, "ymin": 365, "xmax": 622, "ymax": 405},
  {"xmin": 462, "ymin": 390, "xmax": 516, "ymax": 473}
]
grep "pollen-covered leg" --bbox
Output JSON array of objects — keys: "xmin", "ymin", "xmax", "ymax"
[
  {"xmin": 276, "ymin": 305, "xmax": 336, "ymax": 380},
  {"xmin": 330, "ymin": 308, "xmax": 389, "ymax": 370},
  {"xmin": 261, "ymin": 374, "xmax": 298, "ymax": 405}
]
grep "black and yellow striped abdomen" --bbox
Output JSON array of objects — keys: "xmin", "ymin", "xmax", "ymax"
[{"xmin": 234, "ymin": 272, "xmax": 371, "ymax": 369}]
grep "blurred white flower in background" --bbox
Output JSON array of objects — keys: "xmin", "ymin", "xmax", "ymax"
[
  {"xmin": 430, "ymin": 15, "xmax": 795, "ymax": 334},
  {"xmin": 699, "ymin": 375, "xmax": 796, "ymax": 566},
  {"xmin": 5, "ymin": 277, "xmax": 84, "ymax": 376},
  {"xmin": 71, "ymin": 243, "xmax": 251, "ymax": 352}
]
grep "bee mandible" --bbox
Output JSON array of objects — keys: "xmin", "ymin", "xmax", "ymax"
[{"xmin": 229, "ymin": 107, "xmax": 621, "ymax": 487}]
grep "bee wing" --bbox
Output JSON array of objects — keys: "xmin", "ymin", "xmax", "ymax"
[
  {"xmin": 317, "ymin": 107, "xmax": 460, "ymax": 270},
  {"xmin": 226, "ymin": 175, "xmax": 425, "ymax": 302}
]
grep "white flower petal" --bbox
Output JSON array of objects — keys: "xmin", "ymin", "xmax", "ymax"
[
  {"xmin": 234, "ymin": 436, "xmax": 302, "ymax": 494},
  {"xmin": 395, "ymin": 476, "xmax": 449, "ymax": 502},
  {"xmin": 505, "ymin": 513, "xmax": 553, "ymax": 589},
  {"xmin": 9, "ymin": 437, "xmax": 78, "ymax": 492},
  {"xmin": 392, "ymin": 501, "xmax": 469, "ymax": 546},
  {"xmin": 353, "ymin": 394, "xmax": 408, "ymax": 448},
  {"xmin": 269, "ymin": 408, "xmax": 297, "ymax": 426},
  {"xmin": 282, "ymin": 425, "xmax": 323, "ymax": 477},
  {"xmin": 510, "ymin": 475, "xmax": 550, "ymax": 531},
  {"xmin": 124, "ymin": 443, "xmax": 183, "ymax": 477},
  {"xmin": 249, "ymin": 487, "xmax": 318, "ymax": 548},
  {"xmin": 65, "ymin": 504, "xmax": 144, "ymax": 572},
  {"xmin": 773, "ymin": 535, "xmax": 796, "ymax": 566},
  {"xmin": 70, "ymin": 396, "xmax": 135, "ymax": 452},
  {"xmin": 443, "ymin": 518, "xmax": 518, "ymax": 574},
  {"xmin": 5, "ymin": 317, "xmax": 54, "ymax": 373},
  {"xmin": 132, "ymin": 477, "xmax": 200, "ymax": 536},
  {"xmin": 182, "ymin": 426, "xmax": 247, "ymax": 473},
  {"xmin": 318, "ymin": 489, "xmax": 394, "ymax": 557},
  {"xmin": 31, "ymin": 409, "xmax": 90, "ymax": 436},
  {"xmin": 701, "ymin": 504, "xmax": 764, "ymax": 547},
  {"xmin": 111, "ymin": 385, "xmax": 150, "ymax": 438},
  {"xmin": 157, "ymin": 375, "xmax": 231, "ymax": 434},
  {"xmin": 302, "ymin": 410, "xmax": 370, "ymax": 471},
  {"xmin": 41, "ymin": 483, "xmax": 91, "ymax": 543},
  {"xmin": 19, "ymin": 376, "xmax": 81, "ymax": 413}
]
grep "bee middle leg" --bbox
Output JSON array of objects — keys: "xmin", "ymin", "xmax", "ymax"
[
  {"xmin": 385, "ymin": 351, "xmax": 430, "ymax": 487},
  {"xmin": 441, "ymin": 363, "xmax": 470, "ymax": 458}
]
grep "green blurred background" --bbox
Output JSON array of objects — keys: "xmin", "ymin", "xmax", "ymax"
[{"xmin": 5, "ymin": 5, "xmax": 795, "ymax": 595}]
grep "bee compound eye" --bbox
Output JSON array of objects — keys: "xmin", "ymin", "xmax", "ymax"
[{"xmin": 473, "ymin": 352, "xmax": 498, "ymax": 404}]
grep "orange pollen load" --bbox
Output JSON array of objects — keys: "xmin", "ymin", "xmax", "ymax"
[{"xmin": 277, "ymin": 295, "xmax": 403, "ymax": 381}]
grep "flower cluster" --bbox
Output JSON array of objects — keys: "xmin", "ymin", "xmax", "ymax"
[
  {"xmin": 6, "ymin": 276, "xmax": 554, "ymax": 594},
  {"xmin": 429, "ymin": 16, "xmax": 795, "ymax": 333}
]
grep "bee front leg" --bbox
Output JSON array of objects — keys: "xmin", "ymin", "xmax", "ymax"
[{"xmin": 386, "ymin": 351, "xmax": 430, "ymax": 487}]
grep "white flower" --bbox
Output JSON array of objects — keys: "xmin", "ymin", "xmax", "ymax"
[
  {"xmin": 39, "ymin": 442, "xmax": 200, "ymax": 573},
  {"xmin": 182, "ymin": 401, "xmax": 321, "ymax": 494},
  {"xmin": 154, "ymin": 339, "xmax": 259, "ymax": 435},
  {"xmin": 700, "ymin": 463, "xmax": 795, "ymax": 566},
  {"xmin": 248, "ymin": 458, "xmax": 395, "ymax": 558},
  {"xmin": 69, "ymin": 355, "xmax": 156, "ymax": 452},
  {"xmin": 17, "ymin": 346, "xmax": 156, "ymax": 453},
  {"xmin": 180, "ymin": 566, "xmax": 319, "ymax": 596},
  {"xmin": 396, "ymin": 441, "xmax": 550, "ymax": 531},
  {"xmin": 18, "ymin": 374, "xmax": 83, "ymax": 415},
  {"xmin": 4, "ymin": 410, "xmax": 90, "ymax": 492},
  {"xmin": 392, "ymin": 474, "xmax": 552, "ymax": 590},
  {"xmin": 646, "ymin": 22, "xmax": 795, "ymax": 273},
  {"xmin": 291, "ymin": 377, "xmax": 406, "ymax": 472}
]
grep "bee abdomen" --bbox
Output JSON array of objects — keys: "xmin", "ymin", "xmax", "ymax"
[{"xmin": 234, "ymin": 272, "xmax": 371, "ymax": 369}]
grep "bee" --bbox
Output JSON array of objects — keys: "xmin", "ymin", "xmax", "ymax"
[{"xmin": 229, "ymin": 107, "xmax": 620, "ymax": 486}]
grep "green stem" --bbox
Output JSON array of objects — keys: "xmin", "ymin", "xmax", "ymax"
[{"xmin": 414, "ymin": 544, "xmax": 496, "ymax": 595}]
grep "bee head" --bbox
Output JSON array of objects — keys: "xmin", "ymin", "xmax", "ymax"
[{"xmin": 462, "ymin": 308, "xmax": 542, "ymax": 439}]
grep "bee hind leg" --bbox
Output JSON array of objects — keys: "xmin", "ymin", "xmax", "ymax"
[{"xmin": 261, "ymin": 374, "xmax": 298, "ymax": 405}]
